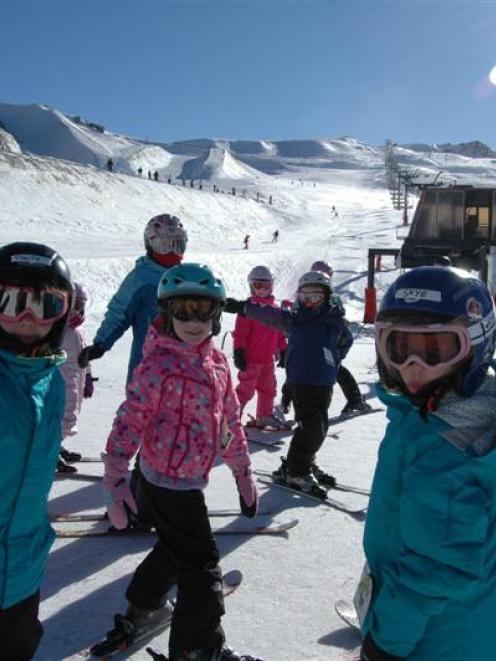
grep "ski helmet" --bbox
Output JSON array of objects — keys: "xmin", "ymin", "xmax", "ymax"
[
  {"xmin": 0, "ymin": 242, "xmax": 74, "ymax": 353},
  {"xmin": 311, "ymin": 260, "xmax": 334, "ymax": 278},
  {"xmin": 70, "ymin": 282, "xmax": 88, "ymax": 328},
  {"xmin": 297, "ymin": 271, "xmax": 332, "ymax": 293},
  {"xmin": 157, "ymin": 263, "xmax": 226, "ymax": 335},
  {"xmin": 376, "ymin": 266, "xmax": 496, "ymax": 396},
  {"xmin": 144, "ymin": 214, "xmax": 188, "ymax": 256},
  {"xmin": 248, "ymin": 265, "xmax": 273, "ymax": 296}
]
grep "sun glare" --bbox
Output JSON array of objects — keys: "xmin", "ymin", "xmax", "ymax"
[{"xmin": 489, "ymin": 66, "xmax": 496, "ymax": 86}]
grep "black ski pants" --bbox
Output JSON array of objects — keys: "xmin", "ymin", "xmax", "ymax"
[
  {"xmin": 125, "ymin": 476, "xmax": 225, "ymax": 652},
  {"xmin": 286, "ymin": 383, "xmax": 333, "ymax": 476},
  {"xmin": 281, "ymin": 365, "xmax": 360, "ymax": 411},
  {"xmin": 0, "ymin": 590, "xmax": 43, "ymax": 660}
]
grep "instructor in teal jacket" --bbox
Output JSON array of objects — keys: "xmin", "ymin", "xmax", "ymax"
[
  {"xmin": 78, "ymin": 214, "xmax": 188, "ymax": 384},
  {"xmin": 361, "ymin": 266, "xmax": 496, "ymax": 661},
  {"xmin": 0, "ymin": 242, "xmax": 73, "ymax": 658}
]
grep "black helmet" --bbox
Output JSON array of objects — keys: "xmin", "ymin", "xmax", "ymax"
[{"xmin": 0, "ymin": 242, "xmax": 74, "ymax": 354}]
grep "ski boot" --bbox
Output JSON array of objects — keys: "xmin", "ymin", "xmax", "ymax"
[
  {"xmin": 311, "ymin": 463, "xmax": 336, "ymax": 488},
  {"xmin": 56, "ymin": 458, "xmax": 77, "ymax": 474},
  {"xmin": 90, "ymin": 600, "xmax": 174, "ymax": 657},
  {"xmin": 272, "ymin": 457, "xmax": 324, "ymax": 496},
  {"xmin": 163, "ymin": 644, "xmax": 264, "ymax": 660},
  {"xmin": 341, "ymin": 398, "xmax": 372, "ymax": 415},
  {"xmin": 60, "ymin": 446, "xmax": 82, "ymax": 463}
]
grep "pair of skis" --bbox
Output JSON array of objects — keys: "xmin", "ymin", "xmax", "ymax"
[
  {"xmin": 53, "ymin": 511, "xmax": 298, "ymax": 538},
  {"xmin": 66, "ymin": 570, "xmax": 243, "ymax": 659},
  {"xmin": 254, "ymin": 469, "xmax": 369, "ymax": 516}
]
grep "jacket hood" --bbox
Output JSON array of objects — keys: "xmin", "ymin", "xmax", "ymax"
[{"xmin": 377, "ymin": 374, "xmax": 496, "ymax": 457}]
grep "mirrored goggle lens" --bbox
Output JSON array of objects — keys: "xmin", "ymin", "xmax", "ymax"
[
  {"xmin": 251, "ymin": 280, "xmax": 271, "ymax": 290},
  {"xmin": 170, "ymin": 297, "xmax": 220, "ymax": 322},
  {"xmin": 148, "ymin": 236, "xmax": 186, "ymax": 255},
  {"xmin": 298, "ymin": 291, "xmax": 325, "ymax": 304},
  {"xmin": 385, "ymin": 329, "xmax": 463, "ymax": 367},
  {"xmin": 0, "ymin": 285, "xmax": 69, "ymax": 323}
]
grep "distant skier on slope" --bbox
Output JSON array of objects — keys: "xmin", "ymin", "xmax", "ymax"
[
  {"xmin": 232, "ymin": 265, "xmax": 287, "ymax": 429},
  {"xmin": 0, "ymin": 242, "xmax": 73, "ymax": 659},
  {"xmin": 361, "ymin": 265, "xmax": 496, "ymax": 660},
  {"xmin": 97, "ymin": 263, "xmax": 260, "ymax": 661},
  {"xmin": 225, "ymin": 269, "xmax": 353, "ymax": 493}
]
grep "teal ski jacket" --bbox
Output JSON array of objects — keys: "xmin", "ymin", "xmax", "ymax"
[
  {"xmin": 94, "ymin": 256, "xmax": 168, "ymax": 384},
  {"xmin": 0, "ymin": 348, "xmax": 65, "ymax": 608},
  {"xmin": 363, "ymin": 377, "xmax": 496, "ymax": 660}
]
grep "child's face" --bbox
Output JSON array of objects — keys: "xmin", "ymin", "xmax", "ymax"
[
  {"xmin": 172, "ymin": 318, "xmax": 213, "ymax": 346},
  {"xmin": 297, "ymin": 285, "xmax": 327, "ymax": 309},
  {"xmin": 397, "ymin": 359, "xmax": 459, "ymax": 395},
  {"xmin": 0, "ymin": 313, "xmax": 52, "ymax": 345}
]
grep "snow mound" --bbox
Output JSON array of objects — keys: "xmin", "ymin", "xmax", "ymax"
[{"xmin": 180, "ymin": 147, "xmax": 262, "ymax": 181}]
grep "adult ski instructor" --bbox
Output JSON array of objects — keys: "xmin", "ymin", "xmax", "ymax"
[{"xmin": 78, "ymin": 213, "xmax": 188, "ymax": 383}]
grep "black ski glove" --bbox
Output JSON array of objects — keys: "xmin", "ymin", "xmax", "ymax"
[
  {"xmin": 360, "ymin": 634, "xmax": 403, "ymax": 661},
  {"xmin": 224, "ymin": 298, "xmax": 247, "ymax": 315},
  {"xmin": 78, "ymin": 343, "xmax": 106, "ymax": 368},
  {"xmin": 233, "ymin": 348, "xmax": 247, "ymax": 371},
  {"xmin": 146, "ymin": 648, "xmax": 167, "ymax": 660},
  {"xmin": 277, "ymin": 349, "xmax": 287, "ymax": 368},
  {"xmin": 236, "ymin": 467, "xmax": 258, "ymax": 518}
]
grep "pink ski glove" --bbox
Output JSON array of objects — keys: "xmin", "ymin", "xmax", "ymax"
[
  {"xmin": 102, "ymin": 453, "xmax": 137, "ymax": 529},
  {"xmin": 235, "ymin": 466, "xmax": 258, "ymax": 518}
]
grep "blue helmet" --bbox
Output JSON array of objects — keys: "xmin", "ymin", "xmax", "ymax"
[
  {"xmin": 378, "ymin": 266, "xmax": 496, "ymax": 396},
  {"xmin": 157, "ymin": 263, "xmax": 225, "ymax": 336},
  {"xmin": 157, "ymin": 262, "xmax": 226, "ymax": 302}
]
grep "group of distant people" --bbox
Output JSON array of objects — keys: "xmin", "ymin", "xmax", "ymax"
[
  {"xmin": 106, "ymin": 158, "xmax": 159, "ymax": 181},
  {"xmin": 3, "ymin": 210, "xmax": 496, "ymax": 660}
]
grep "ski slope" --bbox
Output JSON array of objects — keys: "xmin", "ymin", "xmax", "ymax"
[{"xmin": 0, "ymin": 109, "xmax": 494, "ymax": 660}]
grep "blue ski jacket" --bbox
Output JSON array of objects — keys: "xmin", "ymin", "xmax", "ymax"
[
  {"xmin": 94, "ymin": 256, "xmax": 169, "ymax": 384},
  {"xmin": 244, "ymin": 301, "xmax": 353, "ymax": 386},
  {"xmin": 363, "ymin": 377, "xmax": 496, "ymax": 660},
  {"xmin": 0, "ymin": 348, "xmax": 65, "ymax": 609}
]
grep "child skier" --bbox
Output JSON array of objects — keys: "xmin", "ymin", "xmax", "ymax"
[
  {"xmin": 360, "ymin": 266, "xmax": 496, "ymax": 660},
  {"xmin": 225, "ymin": 270, "xmax": 353, "ymax": 492},
  {"xmin": 233, "ymin": 265, "xmax": 287, "ymax": 429},
  {"xmin": 97, "ymin": 263, "xmax": 260, "ymax": 661},
  {"xmin": 311, "ymin": 260, "xmax": 371, "ymax": 414},
  {"xmin": 0, "ymin": 241, "xmax": 73, "ymax": 658},
  {"xmin": 58, "ymin": 282, "xmax": 96, "ymax": 472}
]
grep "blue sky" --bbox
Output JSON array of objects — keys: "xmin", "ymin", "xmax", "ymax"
[{"xmin": 1, "ymin": 0, "xmax": 496, "ymax": 146}]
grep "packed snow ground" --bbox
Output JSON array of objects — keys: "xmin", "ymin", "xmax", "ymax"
[{"xmin": 1, "ymin": 117, "xmax": 491, "ymax": 659}]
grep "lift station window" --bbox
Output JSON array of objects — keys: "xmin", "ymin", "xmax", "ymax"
[
  {"xmin": 464, "ymin": 190, "xmax": 491, "ymax": 239},
  {"xmin": 411, "ymin": 190, "xmax": 463, "ymax": 241}
]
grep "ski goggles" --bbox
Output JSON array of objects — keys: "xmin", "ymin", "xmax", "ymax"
[
  {"xmin": 0, "ymin": 284, "xmax": 70, "ymax": 324},
  {"xmin": 170, "ymin": 297, "xmax": 221, "ymax": 322},
  {"xmin": 148, "ymin": 235, "xmax": 186, "ymax": 256},
  {"xmin": 375, "ymin": 321, "xmax": 472, "ymax": 371},
  {"xmin": 297, "ymin": 290, "xmax": 326, "ymax": 307},
  {"xmin": 250, "ymin": 280, "xmax": 272, "ymax": 290}
]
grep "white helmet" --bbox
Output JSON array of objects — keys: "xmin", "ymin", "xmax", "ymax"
[
  {"xmin": 144, "ymin": 214, "xmax": 188, "ymax": 256},
  {"xmin": 248, "ymin": 265, "xmax": 273, "ymax": 283},
  {"xmin": 297, "ymin": 270, "xmax": 332, "ymax": 292},
  {"xmin": 311, "ymin": 260, "xmax": 334, "ymax": 278}
]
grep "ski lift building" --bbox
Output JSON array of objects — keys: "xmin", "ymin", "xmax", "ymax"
[{"xmin": 398, "ymin": 186, "xmax": 496, "ymax": 273}]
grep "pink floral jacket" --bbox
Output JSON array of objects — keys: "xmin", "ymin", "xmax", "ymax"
[{"xmin": 106, "ymin": 321, "xmax": 251, "ymax": 482}]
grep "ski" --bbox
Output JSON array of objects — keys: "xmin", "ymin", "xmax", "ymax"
[
  {"xmin": 253, "ymin": 469, "xmax": 370, "ymax": 497},
  {"xmin": 334, "ymin": 599, "xmax": 361, "ymax": 633},
  {"xmin": 65, "ymin": 570, "xmax": 242, "ymax": 660},
  {"xmin": 54, "ymin": 518, "xmax": 298, "ymax": 538},
  {"xmin": 51, "ymin": 508, "xmax": 277, "ymax": 522},
  {"xmin": 328, "ymin": 407, "xmax": 384, "ymax": 426},
  {"xmin": 256, "ymin": 477, "xmax": 367, "ymax": 516},
  {"xmin": 55, "ymin": 472, "xmax": 101, "ymax": 481}
]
